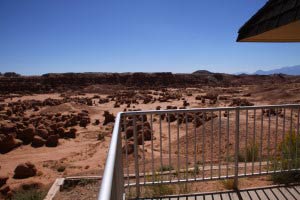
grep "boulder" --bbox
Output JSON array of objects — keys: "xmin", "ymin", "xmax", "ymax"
[
  {"xmin": 122, "ymin": 142, "xmax": 134, "ymax": 155},
  {"xmin": 31, "ymin": 136, "xmax": 45, "ymax": 148},
  {"xmin": 19, "ymin": 124, "xmax": 35, "ymax": 144},
  {"xmin": 13, "ymin": 162, "xmax": 37, "ymax": 179},
  {"xmin": 140, "ymin": 128, "xmax": 152, "ymax": 141},
  {"xmin": 46, "ymin": 135, "xmax": 59, "ymax": 147},
  {"xmin": 0, "ymin": 176, "xmax": 8, "ymax": 188},
  {"xmin": 229, "ymin": 98, "xmax": 254, "ymax": 107},
  {"xmin": 65, "ymin": 128, "xmax": 77, "ymax": 138},
  {"xmin": 125, "ymin": 127, "xmax": 134, "ymax": 139},
  {"xmin": 0, "ymin": 134, "xmax": 22, "ymax": 154},
  {"xmin": 0, "ymin": 184, "xmax": 10, "ymax": 195},
  {"xmin": 137, "ymin": 134, "xmax": 144, "ymax": 145},
  {"xmin": 79, "ymin": 118, "xmax": 89, "ymax": 128},
  {"xmin": 94, "ymin": 119, "xmax": 100, "ymax": 125},
  {"xmin": 0, "ymin": 122, "xmax": 17, "ymax": 134},
  {"xmin": 37, "ymin": 128, "xmax": 48, "ymax": 139},
  {"xmin": 57, "ymin": 127, "xmax": 65, "ymax": 138},
  {"xmin": 103, "ymin": 111, "xmax": 115, "ymax": 125},
  {"xmin": 166, "ymin": 114, "xmax": 177, "ymax": 122}
]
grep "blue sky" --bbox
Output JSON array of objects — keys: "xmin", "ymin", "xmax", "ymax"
[{"xmin": 1, "ymin": 0, "xmax": 300, "ymax": 75}]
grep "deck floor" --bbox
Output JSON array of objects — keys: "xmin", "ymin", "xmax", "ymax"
[{"xmin": 146, "ymin": 185, "xmax": 300, "ymax": 200}]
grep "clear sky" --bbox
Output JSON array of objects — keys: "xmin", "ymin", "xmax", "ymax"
[{"xmin": 1, "ymin": 0, "xmax": 300, "ymax": 75}]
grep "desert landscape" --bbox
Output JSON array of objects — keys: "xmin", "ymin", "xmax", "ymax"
[{"xmin": 1, "ymin": 71, "xmax": 300, "ymax": 199}]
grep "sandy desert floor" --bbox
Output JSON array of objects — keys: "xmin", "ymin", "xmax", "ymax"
[{"xmin": 1, "ymin": 83, "xmax": 300, "ymax": 198}]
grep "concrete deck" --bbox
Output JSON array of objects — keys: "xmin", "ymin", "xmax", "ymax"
[{"xmin": 146, "ymin": 185, "xmax": 300, "ymax": 200}]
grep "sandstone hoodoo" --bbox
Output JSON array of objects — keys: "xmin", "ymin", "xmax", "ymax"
[{"xmin": 13, "ymin": 162, "xmax": 37, "ymax": 179}]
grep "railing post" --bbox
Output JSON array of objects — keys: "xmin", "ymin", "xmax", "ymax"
[
  {"xmin": 133, "ymin": 116, "xmax": 140, "ymax": 198},
  {"xmin": 114, "ymin": 127, "xmax": 125, "ymax": 200},
  {"xmin": 234, "ymin": 107, "xmax": 240, "ymax": 190}
]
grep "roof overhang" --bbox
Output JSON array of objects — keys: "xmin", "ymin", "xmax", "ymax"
[
  {"xmin": 239, "ymin": 20, "xmax": 300, "ymax": 42},
  {"xmin": 237, "ymin": 0, "xmax": 300, "ymax": 42}
]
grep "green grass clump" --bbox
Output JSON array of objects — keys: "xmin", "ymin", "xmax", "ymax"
[
  {"xmin": 238, "ymin": 142, "xmax": 258, "ymax": 162},
  {"xmin": 144, "ymin": 173, "xmax": 175, "ymax": 198},
  {"xmin": 221, "ymin": 179, "xmax": 235, "ymax": 190},
  {"xmin": 271, "ymin": 130, "xmax": 300, "ymax": 184},
  {"xmin": 12, "ymin": 189, "xmax": 46, "ymax": 200},
  {"xmin": 159, "ymin": 165, "xmax": 174, "ymax": 172}
]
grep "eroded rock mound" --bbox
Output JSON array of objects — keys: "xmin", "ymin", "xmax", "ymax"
[
  {"xmin": 229, "ymin": 98, "xmax": 254, "ymax": 107},
  {"xmin": 13, "ymin": 162, "xmax": 37, "ymax": 179},
  {"xmin": 0, "ymin": 134, "xmax": 22, "ymax": 154},
  {"xmin": 103, "ymin": 111, "xmax": 115, "ymax": 125},
  {"xmin": 46, "ymin": 135, "xmax": 59, "ymax": 147}
]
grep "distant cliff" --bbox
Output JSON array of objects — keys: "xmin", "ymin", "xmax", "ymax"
[{"xmin": 0, "ymin": 72, "xmax": 297, "ymax": 94}]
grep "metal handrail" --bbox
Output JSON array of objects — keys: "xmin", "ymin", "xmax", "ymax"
[
  {"xmin": 98, "ymin": 104, "xmax": 300, "ymax": 199},
  {"xmin": 121, "ymin": 104, "xmax": 300, "ymax": 115},
  {"xmin": 98, "ymin": 112, "xmax": 124, "ymax": 200}
]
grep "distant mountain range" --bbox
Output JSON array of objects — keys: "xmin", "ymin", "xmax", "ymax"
[
  {"xmin": 233, "ymin": 65, "xmax": 300, "ymax": 76},
  {"xmin": 254, "ymin": 65, "xmax": 300, "ymax": 75}
]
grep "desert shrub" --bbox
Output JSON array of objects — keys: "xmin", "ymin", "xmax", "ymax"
[
  {"xmin": 221, "ymin": 179, "xmax": 235, "ymax": 190},
  {"xmin": 144, "ymin": 173, "xmax": 174, "ymax": 198},
  {"xmin": 97, "ymin": 133, "xmax": 105, "ymax": 141},
  {"xmin": 159, "ymin": 165, "xmax": 174, "ymax": 172},
  {"xmin": 271, "ymin": 130, "xmax": 300, "ymax": 184},
  {"xmin": 57, "ymin": 165, "xmax": 66, "ymax": 172},
  {"xmin": 238, "ymin": 142, "xmax": 258, "ymax": 162},
  {"xmin": 193, "ymin": 164, "xmax": 200, "ymax": 175},
  {"xmin": 12, "ymin": 189, "xmax": 46, "ymax": 200}
]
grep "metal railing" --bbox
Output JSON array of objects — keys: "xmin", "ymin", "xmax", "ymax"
[{"xmin": 98, "ymin": 104, "xmax": 300, "ymax": 200}]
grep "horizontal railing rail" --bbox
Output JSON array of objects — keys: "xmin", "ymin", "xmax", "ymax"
[{"xmin": 98, "ymin": 104, "xmax": 300, "ymax": 199}]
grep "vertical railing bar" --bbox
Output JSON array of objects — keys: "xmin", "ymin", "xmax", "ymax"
[
  {"xmin": 168, "ymin": 114, "xmax": 172, "ymax": 183},
  {"xmin": 210, "ymin": 111, "xmax": 214, "ymax": 179},
  {"xmin": 245, "ymin": 110, "xmax": 248, "ymax": 175},
  {"xmin": 202, "ymin": 111, "xmax": 206, "ymax": 180},
  {"xmin": 141, "ymin": 115, "xmax": 146, "ymax": 186},
  {"xmin": 274, "ymin": 108, "xmax": 279, "ymax": 172},
  {"xmin": 177, "ymin": 113, "xmax": 180, "ymax": 181},
  {"xmin": 296, "ymin": 108, "xmax": 300, "ymax": 169},
  {"xmin": 116, "ymin": 123, "xmax": 125, "ymax": 200},
  {"xmin": 185, "ymin": 113, "xmax": 189, "ymax": 182},
  {"xmin": 133, "ymin": 115, "xmax": 140, "ymax": 198},
  {"xmin": 281, "ymin": 108, "xmax": 286, "ymax": 172},
  {"xmin": 226, "ymin": 110, "xmax": 230, "ymax": 178},
  {"xmin": 289, "ymin": 109, "xmax": 293, "ymax": 170},
  {"xmin": 159, "ymin": 114, "xmax": 163, "ymax": 183},
  {"xmin": 259, "ymin": 109, "xmax": 263, "ymax": 174},
  {"xmin": 252, "ymin": 109, "xmax": 256, "ymax": 175},
  {"xmin": 123, "ymin": 116, "xmax": 130, "ymax": 190},
  {"xmin": 194, "ymin": 112, "xmax": 197, "ymax": 180},
  {"xmin": 234, "ymin": 107, "xmax": 240, "ymax": 189},
  {"xmin": 267, "ymin": 109, "xmax": 271, "ymax": 173},
  {"xmin": 218, "ymin": 110, "xmax": 221, "ymax": 178},
  {"xmin": 150, "ymin": 114, "xmax": 154, "ymax": 184}
]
